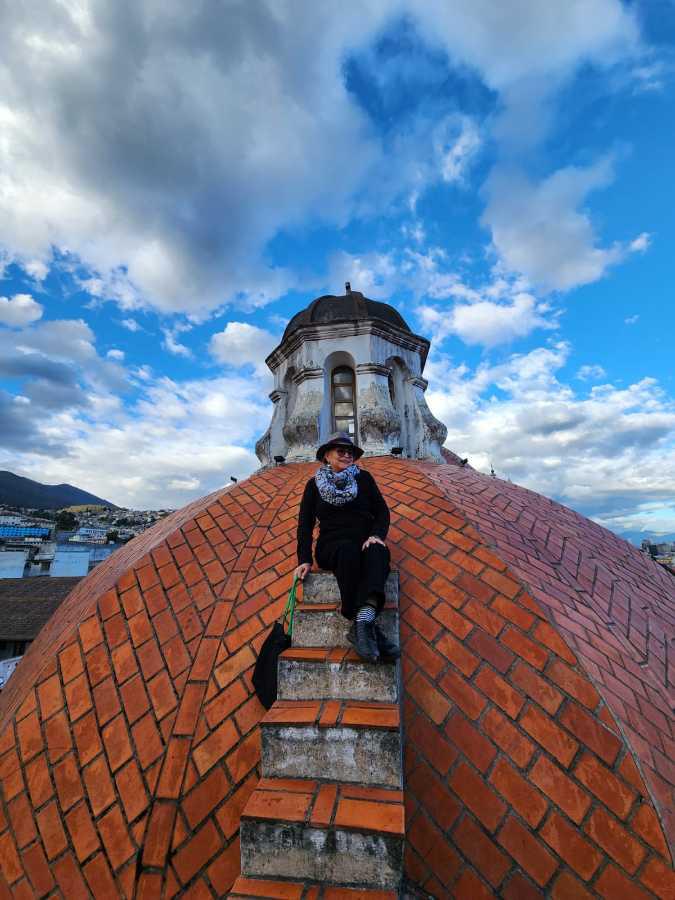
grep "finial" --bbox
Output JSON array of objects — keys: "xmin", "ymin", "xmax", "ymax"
[{"xmin": 345, "ymin": 281, "xmax": 352, "ymax": 293}]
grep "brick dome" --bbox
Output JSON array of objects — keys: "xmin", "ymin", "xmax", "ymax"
[{"xmin": 0, "ymin": 458, "xmax": 673, "ymax": 897}]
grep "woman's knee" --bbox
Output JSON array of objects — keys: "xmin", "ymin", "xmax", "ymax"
[{"xmin": 363, "ymin": 542, "xmax": 390, "ymax": 562}]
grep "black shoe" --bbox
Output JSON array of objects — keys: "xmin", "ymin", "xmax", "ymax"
[
  {"xmin": 349, "ymin": 620, "xmax": 379, "ymax": 663},
  {"xmin": 374, "ymin": 623, "xmax": 400, "ymax": 661}
]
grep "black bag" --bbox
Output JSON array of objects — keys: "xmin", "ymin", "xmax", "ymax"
[{"xmin": 252, "ymin": 577, "xmax": 297, "ymax": 710}]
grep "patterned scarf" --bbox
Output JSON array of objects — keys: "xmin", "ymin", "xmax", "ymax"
[{"xmin": 315, "ymin": 463, "xmax": 359, "ymax": 505}]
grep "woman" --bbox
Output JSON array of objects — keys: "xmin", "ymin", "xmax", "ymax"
[{"xmin": 294, "ymin": 432, "xmax": 400, "ymax": 663}]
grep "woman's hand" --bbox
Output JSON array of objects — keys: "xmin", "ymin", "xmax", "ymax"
[
  {"xmin": 294, "ymin": 563, "xmax": 311, "ymax": 581},
  {"xmin": 362, "ymin": 535, "xmax": 386, "ymax": 550}
]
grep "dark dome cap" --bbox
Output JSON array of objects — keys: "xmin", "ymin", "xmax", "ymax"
[{"xmin": 282, "ymin": 290, "xmax": 411, "ymax": 342}]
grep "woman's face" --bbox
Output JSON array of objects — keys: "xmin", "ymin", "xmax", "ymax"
[{"xmin": 324, "ymin": 445, "xmax": 355, "ymax": 472}]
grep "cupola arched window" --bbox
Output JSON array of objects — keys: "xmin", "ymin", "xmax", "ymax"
[{"xmin": 331, "ymin": 366, "xmax": 356, "ymax": 436}]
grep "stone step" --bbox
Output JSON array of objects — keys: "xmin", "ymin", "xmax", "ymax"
[
  {"xmin": 278, "ymin": 648, "xmax": 398, "ymax": 703},
  {"xmin": 260, "ymin": 700, "xmax": 401, "ymax": 788},
  {"xmin": 239, "ymin": 778, "xmax": 404, "ymax": 890},
  {"xmin": 292, "ymin": 602, "xmax": 398, "ymax": 649},
  {"xmin": 301, "ymin": 572, "xmax": 398, "ymax": 605},
  {"xmin": 228, "ymin": 875, "xmax": 397, "ymax": 898}
]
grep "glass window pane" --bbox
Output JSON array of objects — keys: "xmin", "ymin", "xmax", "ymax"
[
  {"xmin": 333, "ymin": 385, "xmax": 353, "ymax": 401},
  {"xmin": 333, "ymin": 370, "xmax": 353, "ymax": 384},
  {"xmin": 334, "ymin": 402, "xmax": 354, "ymax": 416},
  {"xmin": 335, "ymin": 417, "xmax": 354, "ymax": 432}
]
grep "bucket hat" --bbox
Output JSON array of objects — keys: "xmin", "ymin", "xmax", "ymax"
[{"xmin": 316, "ymin": 431, "xmax": 364, "ymax": 461}]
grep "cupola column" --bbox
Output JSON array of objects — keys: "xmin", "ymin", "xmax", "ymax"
[
  {"xmin": 355, "ymin": 363, "xmax": 402, "ymax": 456},
  {"xmin": 282, "ymin": 367, "xmax": 324, "ymax": 461}
]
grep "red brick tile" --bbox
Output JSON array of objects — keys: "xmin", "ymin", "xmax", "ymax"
[
  {"xmin": 216, "ymin": 773, "xmax": 258, "ymax": 839},
  {"xmin": 206, "ymin": 838, "xmax": 240, "ymax": 895},
  {"xmin": 102, "ymin": 714, "xmax": 132, "ymax": 772},
  {"xmin": 530, "ymin": 755, "xmax": 591, "ymax": 824},
  {"xmin": 407, "ymin": 759, "xmax": 460, "ymax": 831},
  {"xmin": 131, "ymin": 712, "xmax": 164, "ymax": 770},
  {"xmin": 534, "ymin": 622, "xmax": 576, "ymax": 665},
  {"xmin": 79, "ymin": 616, "xmax": 103, "ymax": 652},
  {"xmin": 482, "ymin": 707, "xmax": 535, "ymax": 768},
  {"xmin": 98, "ymin": 589, "xmax": 120, "ymax": 620},
  {"xmin": 640, "ymin": 855, "xmax": 675, "ymax": 900},
  {"xmin": 546, "ymin": 660, "xmax": 600, "ymax": 709},
  {"xmin": 97, "ymin": 804, "xmax": 135, "ymax": 870},
  {"xmin": 128, "ymin": 609, "xmax": 153, "ymax": 647},
  {"xmin": 498, "ymin": 815, "xmax": 558, "ymax": 887},
  {"xmin": 104, "ymin": 613, "xmax": 127, "ymax": 649},
  {"xmin": 430, "ymin": 604, "xmax": 473, "ymax": 642},
  {"xmin": 481, "ymin": 568, "xmax": 520, "ymax": 599},
  {"xmin": 53, "ymin": 851, "xmax": 90, "ymax": 898},
  {"xmin": 408, "ymin": 711, "xmax": 458, "ymax": 776},
  {"xmin": 439, "ymin": 669, "xmax": 486, "ymax": 720},
  {"xmin": 82, "ymin": 853, "xmax": 118, "ymax": 899},
  {"xmin": 631, "ymin": 803, "xmax": 669, "ymax": 857},
  {"xmin": 65, "ymin": 801, "xmax": 100, "ymax": 862},
  {"xmin": 407, "ymin": 671, "xmax": 451, "ymax": 725},
  {"xmin": 559, "ymin": 702, "xmax": 621, "ymax": 766},
  {"xmin": 111, "ymin": 641, "xmax": 138, "ymax": 684},
  {"xmin": 226, "ymin": 729, "xmax": 260, "ymax": 783},
  {"xmin": 83, "ymin": 754, "xmax": 115, "ymax": 816},
  {"xmin": 136, "ymin": 637, "xmax": 164, "ymax": 679},
  {"xmin": 502, "ymin": 872, "xmax": 544, "ymax": 900},
  {"xmin": 205, "ymin": 679, "xmax": 249, "ymax": 730},
  {"xmin": 120, "ymin": 673, "xmax": 150, "ymax": 724},
  {"xmin": 85, "ymin": 644, "xmax": 111, "ymax": 686},
  {"xmin": 502, "ymin": 627, "xmax": 549, "ymax": 670},
  {"xmin": 173, "ymin": 819, "xmax": 225, "ymax": 884},
  {"xmin": 595, "ymin": 863, "xmax": 652, "ymax": 900},
  {"xmin": 93, "ymin": 676, "xmax": 121, "ymax": 726},
  {"xmin": 463, "ymin": 599, "xmax": 506, "ymax": 637},
  {"xmin": 404, "ymin": 634, "xmax": 446, "ymax": 679},
  {"xmin": 142, "ymin": 801, "xmax": 176, "ymax": 867},
  {"xmin": 37, "ymin": 674, "xmax": 64, "ymax": 720},
  {"xmin": 310, "ymin": 783, "xmax": 338, "ymax": 827},
  {"xmin": 474, "ymin": 667, "xmax": 523, "ymax": 719},
  {"xmin": 455, "ymin": 571, "xmax": 494, "ymax": 604},
  {"xmin": 490, "ymin": 757, "xmax": 548, "ymax": 827},
  {"xmin": 36, "ymin": 801, "xmax": 67, "ymax": 860},
  {"xmin": 25, "ymin": 753, "xmax": 54, "ymax": 807},
  {"xmin": 574, "ymin": 752, "xmax": 636, "ymax": 819},
  {"xmin": 194, "ymin": 718, "xmax": 239, "ymax": 776},
  {"xmin": 511, "ymin": 662, "xmax": 563, "ymax": 714},
  {"xmin": 53, "ymin": 752, "xmax": 84, "ymax": 811},
  {"xmin": 21, "ymin": 841, "xmax": 54, "ymax": 896},
  {"xmin": 467, "ymin": 628, "xmax": 514, "ymax": 673},
  {"xmin": 403, "ymin": 603, "xmax": 442, "ymax": 642},
  {"xmin": 539, "ymin": 811, "xmax": 602, "ymax": 881},
  {"xmin": 453, "ymin": 867, "xmax": 494, "ymax": 900},
  {"xmin": 452, "ymin": 814, "xmax": 510, "ymax": 887},
  {"xmin": 449, "ymin": 761, "xmax": 506, "ymax": 832},
  {"xmin": 8, "ymin": 793, "xmax": 37, "ymax": 848},
  {"xmin": 58, "ymin": 642, "xmax": 85, "ymax": 682},
  {"xmin": 584, "ymin": 807, "xmax": 646, "ymax": 874},
  {"xmin": 156, "ymin": 736, "xmax": 190, "ymax": 799},
  {"xmin": 445, "ymin": 711, "xmax": 496, "ymax": 773},
  {"xmin": 435, "ymin": 632, "xmax": 478, "ymax": 677},
  {"xmin": 551, "ymin": 871, "xmax": 594, "ymax": 900},
  {"xmin": 115, "ymin": 759, "xmax": 148, "ymax": 822},
  {"xmin": 214, "ymin": 645, "xmax": 256, "ymax": 689},
  {"xmin": 520, "ymin": 705, "xmax": 578, "ymax": 767},
  {"xmin": 619, "ymin": 752, "xmax": 648, "ymax": 796},
  {"xmin": 64, "ymin": 673, "xmax": 93, "ymax": 723},
  {"xmin": 148, "ymin": 669, "xmax": 177, "ymax": 720}
]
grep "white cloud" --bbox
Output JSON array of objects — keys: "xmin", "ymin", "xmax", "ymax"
[
  {"xmin": 625, "ymin": 314, "xmax": 640, "ymax": 325},
  {"xmin": 438, "ymin": 116, "xmax": 481, "ymax": 184},
  {"xmin": 106, "ymin": 349, "xmax": 124, "ymax": 361},
  {"xmin": 577, "ymin": 364, "xmax": 606, "ymax": 381},
  {"xmin": 419, "ymin": 292, "xmax": 555, "ymax": 347},
  {"xmin": 209, "ymin": 322, "xmax": 278, "ymax": 376},
  {"xmin": 161, "ymin": 326, "xmax": 192, "ymax": 359},
  {"xmin": 120, "ymin": 318, "xmax": 141, "ymax": 332},
  {"xmin": 425, "ymin": 342, "xmax": 675, "ymax": 533},
  {"xmin": 629, "ymin": 231, "xmax": 651, "ymax": 253},
  {"xmin": 0, "ymin": 293, "xmax": 44, "ymax": 327}
]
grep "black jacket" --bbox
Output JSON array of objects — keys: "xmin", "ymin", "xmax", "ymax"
[{"xmin": 297, "ymin": 469, "xmax": 390, "ymax": 565}]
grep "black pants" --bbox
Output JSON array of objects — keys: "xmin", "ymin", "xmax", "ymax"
[{"xmin": 316, "ymin": 539, "xmax": 390, "ymax": 620}]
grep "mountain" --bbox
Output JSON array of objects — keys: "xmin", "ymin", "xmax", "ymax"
[{"xmin": 0, "ymin": 471, "xmax": 117, "ymax": 510}]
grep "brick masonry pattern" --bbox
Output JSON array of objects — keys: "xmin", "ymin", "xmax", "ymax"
[{"xmin": 0, "ymin": 457, "xmax": 672, "ymax": 898}]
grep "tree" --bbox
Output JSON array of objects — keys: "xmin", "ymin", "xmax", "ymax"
[
  {"xmin": 106, "ymin": 530, "xmax": 119, "ymax": 544},
  {"xmin": 56, "ymin": 511, "xmax": 79, "ymax": 531}
]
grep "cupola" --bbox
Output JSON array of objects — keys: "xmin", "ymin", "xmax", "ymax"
[{"xmin": 255, "ymin": 285, "xmax": 448, "ymax": 464}]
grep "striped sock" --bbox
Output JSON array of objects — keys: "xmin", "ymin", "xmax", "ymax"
[{"xmin": 355, "ymin": 605, "xmax": 376, "ymax": 623}]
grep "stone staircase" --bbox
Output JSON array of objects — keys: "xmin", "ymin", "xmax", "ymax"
[{"xmin": 229, "ymin": 572, "xmax": 404, "ymax": 899}]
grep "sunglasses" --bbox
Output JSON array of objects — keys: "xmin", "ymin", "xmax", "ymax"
[{"xmin": 334, "ymin": 447, "xmax": 355, "ymax": 457}]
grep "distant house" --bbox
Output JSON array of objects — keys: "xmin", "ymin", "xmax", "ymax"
[
  {"xmin": 0, "ymin": 577, "xmax": 80, "ymax": 663},
  {"xmin": 69, "ymin": 526, "xmax": 107, "ymax": 543}
]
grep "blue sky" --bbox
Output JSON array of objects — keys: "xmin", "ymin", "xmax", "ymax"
[{"xmin": 0, "ymin": 1, "xmax": 673, "ymax": 541}]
